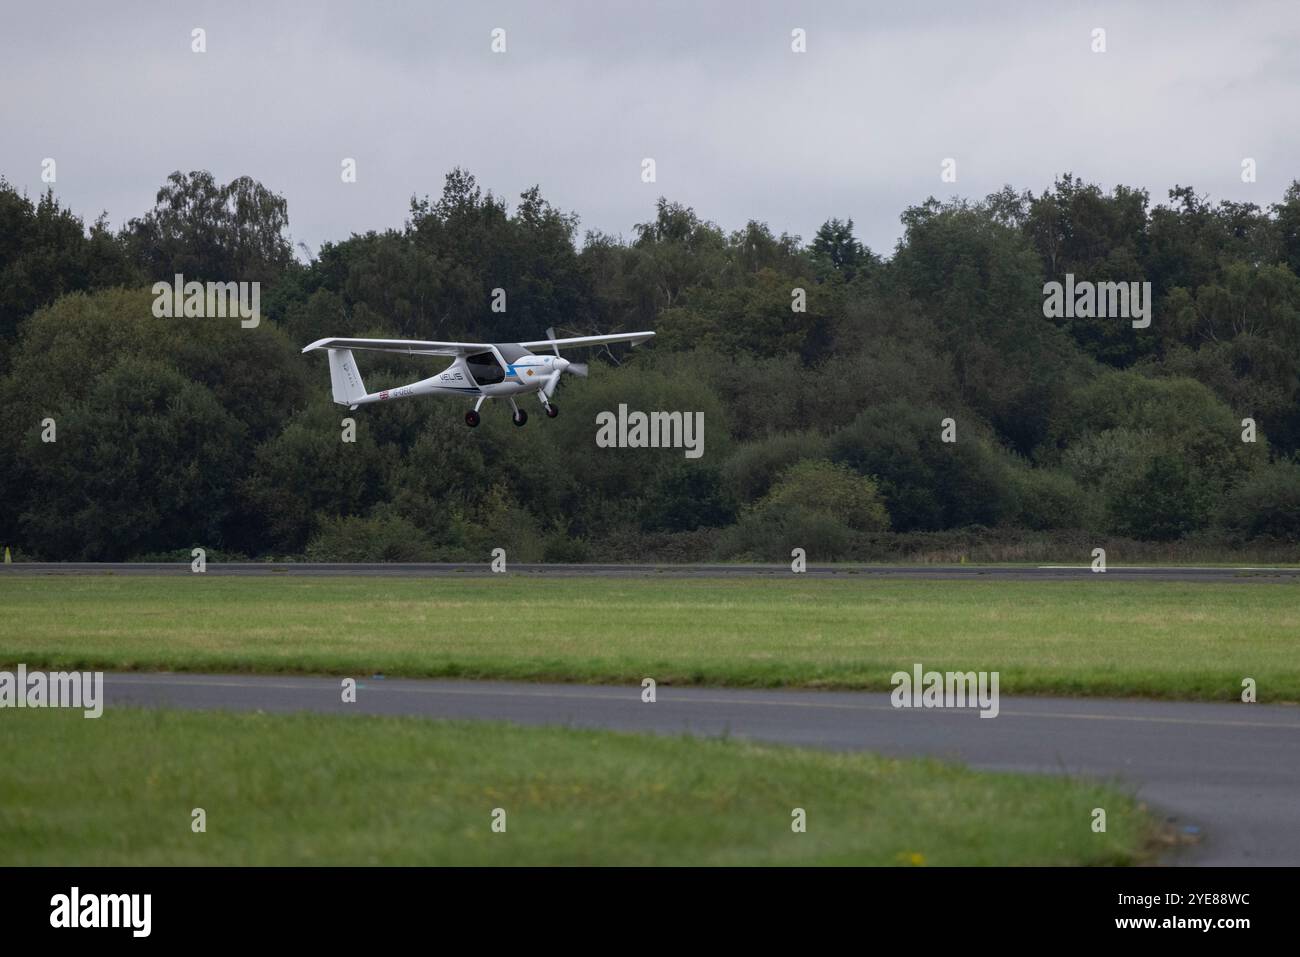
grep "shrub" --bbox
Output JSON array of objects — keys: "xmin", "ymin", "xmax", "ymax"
[
  {"xmin": 760, "ymin": 460, "xmax": 890, "ymax": 532},
  {"xmin": 1011, "ymin": 467, "xmax": 1090, "ymax": 531},
  {"xmin": 542, "ymin": 533, "xmax": 590, "ymax": 563},
  {"xmin": 721, "ymin": 432, "xmax": 828, "ymax": 503},
  {"xmin": 305, "ymin": 512, "xmax": 437, "ymax": 562},
  {"xmin": 1218, "ymin": 461, "xmax": 1300, "ymax": 542},
  {"xmin": 717, "ymin": 505, "xmax": 853, "ymax": 562}
]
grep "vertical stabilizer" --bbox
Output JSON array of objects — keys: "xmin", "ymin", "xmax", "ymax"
[{"xmin": 327, "ymin": 349, "xmax": 367, "ymax": 405}]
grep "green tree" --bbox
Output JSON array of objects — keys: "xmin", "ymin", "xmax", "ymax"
[
  {"xmin": 238, "ymin": 397, "xmax": 391, "ymax": 552},
  {"xmin": 0, "ymin": 181, "xmax": 137, "ymax": 350},
  {"xmin": 1218, "ymin": 460, "xmax": 1300, "ymax": 542},
  {"xmin": 17, "ymin": 359, "xmax": 246, "ymax": 559},
  {"xmin": 830, "ymin": 402, "xmax": 1017, "ymax": 531},
  {"xmin": 123, "ymin": 171, "xmax": 293, "ymax": 286},
  {"xmin": 811, "ymin": 218, "xmax": 870, "ymax": 281},
  {"xmin": 305, "ymin": 510, "xmax": 438, "ymax": 562},
  {"xmin": 758, "ymin": 460, "xmax": 890, "ymax": 532}
]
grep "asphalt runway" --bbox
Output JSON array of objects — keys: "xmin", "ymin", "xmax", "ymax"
[
  {"xmin": 102, "ymin": 672, "xmax": 1300, "ymax": 866},
  {"xmin": 3, "ymin": 561, "xmax": 1299, "ymax": 582}
]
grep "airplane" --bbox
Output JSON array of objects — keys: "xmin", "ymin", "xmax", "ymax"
[{"xmin": 302, "ymin": 328, "xmax": 654, "ymax": 427}]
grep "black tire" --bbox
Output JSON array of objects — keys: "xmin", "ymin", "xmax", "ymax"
[
  {"xmin": 545, "ymin": 403, "xmax": 559, "ymax": 419},
  {"xmin": 465, "ymin": 410, "xmax": 480, "ymax": 428},
  {"xmin": 512, "ymin": 409, "xmax": 528, "ymax": 427}
]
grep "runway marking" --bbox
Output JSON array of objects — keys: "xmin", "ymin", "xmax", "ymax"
[{"xmin": 105, "ymin": 676, "xmax": 1300, "ymax": 731}]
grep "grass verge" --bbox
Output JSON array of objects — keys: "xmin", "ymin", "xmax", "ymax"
[
  {"xmin": 0, "ymin": 707, "xmax": 1154, "ymax": 865},
  {"xmin": 1, "ymin": 576, "xmax": 1297, "ymax": 699}
]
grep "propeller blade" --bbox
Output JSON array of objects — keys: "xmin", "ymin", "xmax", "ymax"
[
  {"xmin": 545, "ymin": 327, "xmax": 560, "ymax": 357},
  {"xmin": 566, "ymin": 362, "xmax": 588, "ymax": 378}
]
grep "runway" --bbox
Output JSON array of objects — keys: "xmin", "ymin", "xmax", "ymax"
[
  {"xmin": 3, "ymin": 561, "xmax": 1299, "ymax": 582},
  {"xmin": 102, "ymin": 672, "xmax": 1300, "ymax": 866}
]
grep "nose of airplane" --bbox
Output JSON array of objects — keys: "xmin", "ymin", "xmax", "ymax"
[{"xmin": 554, "ymin": 357, "xmax": 570, "ymax": 373}]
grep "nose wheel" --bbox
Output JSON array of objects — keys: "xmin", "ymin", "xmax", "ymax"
[{"xmin": 545, "ymin": 403, "xmax": 559, "ymax": 419}]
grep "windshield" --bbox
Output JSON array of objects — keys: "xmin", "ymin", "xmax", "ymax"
[{"xmin": 465, "ymin": 352, "xmax": 505, "ymax": 386}]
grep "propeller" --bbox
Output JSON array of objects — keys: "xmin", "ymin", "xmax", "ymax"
[{"xmin": 544, "ymin": 329, "xmax": 588, "ymax": 381}]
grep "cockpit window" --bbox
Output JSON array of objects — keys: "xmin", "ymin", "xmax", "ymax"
[{"xmin": 465, "ymin": 352, "xmax": 505, "ymax": 385}]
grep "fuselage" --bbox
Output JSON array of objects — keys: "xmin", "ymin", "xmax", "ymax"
[{"xmin": 348, "ymin": 345, "xmax": 565, "ymax": 406}]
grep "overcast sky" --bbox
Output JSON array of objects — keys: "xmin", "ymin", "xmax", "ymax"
[{"xmin": 3, "ymin": 0, "xmax": 1297, "ymax": 258}]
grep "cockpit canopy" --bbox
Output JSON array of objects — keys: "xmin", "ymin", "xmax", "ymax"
[
  {"xmin": 465, "ymin": 344, "xmax": 533, "ymax": 386},
  {"xmin": 496, "ymin": 343, "xmax": 531, "ymax": 362}
]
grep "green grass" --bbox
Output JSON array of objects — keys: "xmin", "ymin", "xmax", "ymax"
[
  {"xmin": 1, "ymin": 575, "xmax": 1297, "ymax": 700},
  {"xmin": 0, "ymin": 708, "xmax": 1154, "ymax": 865}
]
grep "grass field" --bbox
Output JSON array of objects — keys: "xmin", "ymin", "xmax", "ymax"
[
  {"xmin": 1, "ymin": 575, "xmax": 1297, "ymax": 700},
  {"xmin": 0, "ymin": 708, "xmax": 1154, "ymax": 865}
]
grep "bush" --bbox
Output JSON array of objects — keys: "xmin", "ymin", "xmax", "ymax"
[
  {"xmin": 1107, "ymin": 454, "xmax": 1215, "ymax": 541},
  {"xmin": 830, "ymin": 402, "xmax": 1015, "ymax": 531},
  {"xmin": 542, "ymin": 533, "xmax": 590, "ymax": 563},
  {"xmin": 1218, "ymin": 461, "xmax": 1300, "ymax": 542},
  {"xmin": 239, "ymin": 395, "xmax": 392, "ymax": 553},
  {"xmin": 721, "ymin": 432, "xmax": 828, "ymax": 503},
  {"xmin": 446, "ymin": 484, "xmax": 545, "ymax": 562},
  {"xmin": 716, "ymin": 505, "xmax": 853, "ymax": 562},
  {"xmin": 1049, "ymin": 370, "xmax": 1265, "ymax": 492},
  {"xmin": 760, "ymin": 460, "xmax": 890, "ymax": 532},
  {"xmin": 305, "ymin": 512, "xmax": 437, "ymax": 562},
  {"xmin": 1011, "ymin": 467, "xmax": 1091, "ymax": 531},
  {"xmin": 638, "ymin": 464, "xmax": 737, "ymax": 531}
]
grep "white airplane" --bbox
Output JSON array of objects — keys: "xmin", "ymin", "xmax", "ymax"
[{"xmin": 302, "ymin": 328, "xmax": 654, "ymax": 427}]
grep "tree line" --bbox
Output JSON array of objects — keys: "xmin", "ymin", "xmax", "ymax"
[{"xmin": 1, "ymin": 168, "xmax": 1297, "ymax": 561}]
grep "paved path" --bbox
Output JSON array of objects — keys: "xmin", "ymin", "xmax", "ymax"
[{"xmin": 103, "ymin": 672, "xmax": 1300, "ymax": 866}]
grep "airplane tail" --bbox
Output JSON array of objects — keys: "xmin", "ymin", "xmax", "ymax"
[{"xmin": 326, "ymin": 348, "xmax": 368, "ymax": 406}]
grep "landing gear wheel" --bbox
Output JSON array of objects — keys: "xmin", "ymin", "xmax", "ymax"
[
  {"xmin": 465, "ymin": 410, "xmax": 480, "ymax": 428},
  {"xmin": 512, "ymin": 409, "xmax": 528, "ymax": 427},
  {"xmin": 545, "ymin": 403, "xmax": 559, "ymax": 419}
]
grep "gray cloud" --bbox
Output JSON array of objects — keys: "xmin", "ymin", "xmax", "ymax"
[{"xmin": 2, "ymin": 0, "xmax": 1297, "ymax": 258}]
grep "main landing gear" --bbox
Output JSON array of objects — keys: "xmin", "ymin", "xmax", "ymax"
[
  {"xmin": 507, "ymin": 397, "xmax": 527, "ymax": 427},
  {"xmin": 463, "ymin": 395, "xmax": 556, "ymax": 427},
  {"xmin": 466, "ymin": 396, "xmax": 486, "ymax": 428}
]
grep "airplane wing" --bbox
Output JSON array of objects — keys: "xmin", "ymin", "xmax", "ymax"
[
  {"xmin": 301, "ymin": 337, "xmax": 493, "ymax": 356},
  {"xmin": 516, "ymin": 331, "xmax": 655, "ymax": 351}
]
